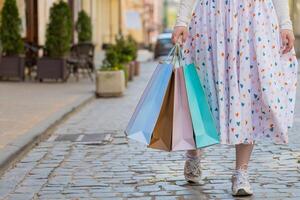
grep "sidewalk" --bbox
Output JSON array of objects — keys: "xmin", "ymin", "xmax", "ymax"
[
  {"xmin": 0, "ymin": 58, "xmax": 299, "ymax": 199},
  {"xmin": 0, "ymin": 78, "xmax": 94, "ymax": 171}
]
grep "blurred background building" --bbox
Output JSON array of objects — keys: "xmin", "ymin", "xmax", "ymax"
[
  {"xmin": 0, "ymin": 0, "xmax": 299, "ymax": 55},
  {"xmin": 0, "ymin": 0, "xmax": 164, "ymax": 51},
  {"xmin": 290, "ymin": 0, "xmax": 300, "ymax": 56}
]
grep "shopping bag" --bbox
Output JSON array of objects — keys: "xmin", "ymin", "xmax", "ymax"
[
  {"xmin": 183, "ymin": 63, "xmax": 220, "ymax": 148},
  {"xmin": 172, "ymin": 67, "xmax": 196, "ymax": 151},
  {"xmin": 124, "ymin": 63, "xmax": 173, "ymax": 144},
  {"xmin": 148, "ymin": 72, "xmax": 175, "ymax": 151},
  {"xmin": 149, "ymin": 48, "xmax": 196, "ymax": 151}
]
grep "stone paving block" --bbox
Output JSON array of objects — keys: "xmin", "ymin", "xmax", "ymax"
[
  {"xmin": 154, "ymin": 196, "xmax": 182, "ymax": 200},
  {"xmin": 6, "ymin": 193, "xmax": 35, "ymax": 200},
  {"xmin": 37, "ymin": 193, "xmax": 66, "ymax": 199},
  {"xmin": 138, "ymin": 185, "xmax": 161, "ymax": 192},
  {"xmin": 162, "ymin": 185, "xmax": 186, "ymax": 191},
  {"xmin": 21, "ymin": 178, "xmax": 47, "ymax": 186},
  {"xmin": 90, "ymin": 192, "xmax": 118, "ymax": 198},
  {"xmin": 122, "ymin": 192, "xmax": 146, "ymax": 198},
  {"xmin": 123, "ymin": 180, "xmax": 139, "ymax": 184},
  {"xmin": 150, "ymin": 191, "xmax": 174, "ymax": 196},
  {"xmin": 127, "ymin": 198, "xmax": 153, "ymax": 200},
  {"xmin": 114, "ymin": 186, "xmax": 137, "ymax": 193}
]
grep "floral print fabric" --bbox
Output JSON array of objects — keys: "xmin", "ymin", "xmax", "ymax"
[{"xmin": 183, "ymin": 0, "xmax": 298, "ymax": 145}]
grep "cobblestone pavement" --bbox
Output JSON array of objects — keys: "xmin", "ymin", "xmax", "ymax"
[{"xmin": 0, "ymin": 60, "xmax": 300, "ymax": 200}]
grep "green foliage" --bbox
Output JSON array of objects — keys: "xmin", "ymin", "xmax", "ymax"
[
  {"xmin": 101, "ymin": 44, "xmax": 124, "ymax": 71},
  {"xmin": 127, "ymin": 35, "xmax": 138, "ymax": 60},
  {"xmin": 45, "ymin": 0, "xmax": 72, "ymax": 58},
  {"xmin": 0, "ymin": 0, "xmax": 24, "ymax": 55},
  {"xmin": 115, "ymin": 35, "xmax": 133, "ymax": 63},
  {"xmin": 115, "ymin": 35, "xmax": 138, "ymax": 63},
  {"xmin": 76, "ymin": 10, "xmax": 92, "ymax": 43},
  {"xmin": 101, "ymin": 35, "xmax": 138, "ymax": 77}
]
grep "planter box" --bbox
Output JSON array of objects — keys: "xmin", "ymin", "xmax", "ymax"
[
  {"xmin": 129, "ymin": 61, "xmax": 135, "ymax": 81},
  {"xmin": 133, "ymin": 60, "xmax": 140, "ymax": 76},
  {"xmin": 0, "ymin": 55, "xmax": 25, "ymax": 81},
  {"xmin": 96, "ymin": 70, "xmax": 125, "ymax": 97},
  {"xmin": 124, "ymin": 64, "xmax": 130, "ymax": 87},
  {"xmin": 128, "ymin": 61, "xmax": 135, "ymax": 81},
  {"xmin": 37, "ymin": 57, "xmax": 68, "ymax": 82}
]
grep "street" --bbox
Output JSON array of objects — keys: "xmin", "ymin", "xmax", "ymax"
[{"xmin": 0, "ymin": 59, "xmax": 300, "ymax": 200}]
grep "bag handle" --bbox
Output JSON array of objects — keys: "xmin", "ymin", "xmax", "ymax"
[
  {"xmin": 163, "ymin": 43, "xmax": 201, "ymax": 71},
  {"xmin": 178, "ymin": 45, "xmax": 201, "ymax": 71},
  {"xmin": 162, "ymin": 43, "xmax": 183, "ymax": 67},
  {"xmin": 163, "ymin": 44, "xmax": 177, "ymax": 63}
]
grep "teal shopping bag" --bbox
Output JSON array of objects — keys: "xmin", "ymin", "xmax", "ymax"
[{"xmin": 183, "ymin": 63, "xmax": 220, "ymax": 148}]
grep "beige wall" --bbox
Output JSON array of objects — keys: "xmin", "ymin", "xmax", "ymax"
[
  {"xmin": 16, "ymin": 0, "xmax": 26, "ymax": 37},
  {"xmin": 0, "ymin": 0, "xmax": 3, "ymax": 10},
  {"xmin": 123, "ymin": 0, "xmax": 144, "ymax": 43},
  {"xmin": 81, "ymin": 0, "xmax": 121, "ymax": 50}
]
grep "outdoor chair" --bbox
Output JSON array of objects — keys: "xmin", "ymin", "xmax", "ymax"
[
  {"xmin": 67, "ymin": 43, "xmax": 95, "ymax": 81},
  {"xmin": 24, "ymin": 42, "xmax": 42, "ymax": 79}
]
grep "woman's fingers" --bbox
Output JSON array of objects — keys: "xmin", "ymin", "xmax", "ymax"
[
  {"xmin": 281, "ymin": 30, "xmax": 295, "ymax": 54},
  {"xmin": 286, "ymin": 33, "xmax": 295, "ymax": 53},
  {"xmin": 182, "ymin": 30, "xmax": 188, "ymax": 44},
  {"xmin": 172, "ymin": 26, "xmax": 188, "ymax": 45},
  {"xmin": 281, "ymin": 32, "xmax": 289, "ymax": 54},
  {"xmin": 172, "ymin": 31, "xmax": 180, "ymax": 44}
]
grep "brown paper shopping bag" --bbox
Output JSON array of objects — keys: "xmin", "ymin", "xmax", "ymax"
[{"xmin": 148, "ymin": 72, "xmax": 175, "ymax": 151}]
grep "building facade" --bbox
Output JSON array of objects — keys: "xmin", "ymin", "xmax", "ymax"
[{"xmin": 0, "ymin": 0, "xmax": 163, "ymax": 50}]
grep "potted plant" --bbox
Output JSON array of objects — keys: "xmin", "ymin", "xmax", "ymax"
[
  {"xmin": 37, "ymin": 0, "xmax": 72, "ymax": 82},
  {"xmin": 0, "ymin": 0, "xmax": 25, "ymax": 81},
  {"xmin": 127, "ymin": 35, "xmax": 140, "ymax": 76},
  {"xmin": 115, "ymin": 35, "xmax": 134, "ymax": 81},
  {"xmin": 76, "ymin": 10, "xmax": 92, "ymax": 43},
  {"xmin": 95, "ymin": 44, "xmax": 125, "ymax": 97}
]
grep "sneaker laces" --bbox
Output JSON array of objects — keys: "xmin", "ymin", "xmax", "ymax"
[
  {"xmin": 185, "ymin": 157, "xmax": 201, "ymax": 175},
  {"xmin": 234, "ymin": 169, "xmax": 251, "ymax": 188}
]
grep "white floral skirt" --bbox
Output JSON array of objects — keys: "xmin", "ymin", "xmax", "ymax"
[{"xmin": 183, "ymin": 0, "xmax": 298, "ymax": 145}]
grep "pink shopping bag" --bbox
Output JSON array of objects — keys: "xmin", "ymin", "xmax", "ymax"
[{"xmin": 172, "ymin": 67, "xmax": 196, "ymax": 151}]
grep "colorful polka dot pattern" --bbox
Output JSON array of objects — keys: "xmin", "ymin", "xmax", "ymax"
[{"xmin": 183, "ymin": 0, "xmax": 298, "ymax": 145}]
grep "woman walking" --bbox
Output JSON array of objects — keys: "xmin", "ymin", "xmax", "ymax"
[{"xmin": 172, "ymin": 0, "xmax": 298, "ymax": 196}]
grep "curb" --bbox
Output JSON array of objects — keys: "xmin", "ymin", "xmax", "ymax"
[{"xmin": 0, "ymin": 93, "xmax": 95, "ymax": 175}]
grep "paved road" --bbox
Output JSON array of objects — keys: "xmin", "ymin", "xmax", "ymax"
[{"xmin": 0, "ymin": 60, "xmax": 300, "ymax": 200}]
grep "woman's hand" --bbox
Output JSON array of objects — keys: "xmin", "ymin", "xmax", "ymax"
[
  {"xmin": 280, "ymin": 29, "xmax": 295, "ymax": 54},
  {"xmin": 172, "ymin": 26, "xmax": 188, "ymax": 46}
]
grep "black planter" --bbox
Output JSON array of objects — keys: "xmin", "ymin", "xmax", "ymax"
[
  {"xmin": 37, "ymin": 57, "xmax": 68, "ymax": 82},
  {"xmin": 0, "ymin": 55, "xmax": 25, "ymax": 81}
]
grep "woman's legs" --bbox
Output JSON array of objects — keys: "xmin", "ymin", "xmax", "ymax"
[
  {"xmin": 232, "ymin": 144, "xmax": 255, "ymax": 196},
  {"xmin": 186, "ymin": 149, "xmax": 202, "ymax": 158},
  {"xmin": 184, "ymin": 149, "xmax": 203, "ymax": 183},
  {"xmin": 235, "ymin": 144, "xmax": 254, "ymax": 170}
]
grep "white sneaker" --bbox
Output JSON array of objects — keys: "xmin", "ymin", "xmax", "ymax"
[
  {"xmin": 184, "ymin": 157, "xmax": 202, "ymax": 183},
  {"xmin": 231, "ymin": 169, "xmax": 253, "ymax": 196}
]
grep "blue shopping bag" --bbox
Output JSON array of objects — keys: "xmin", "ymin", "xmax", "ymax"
[
  {"xmin": 183, "ymin": 63, "xmax": 220, "ymax": 148},
  {"xmin": 124, "ymin": 62, "xmax": 173, "ymax": 144}
]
